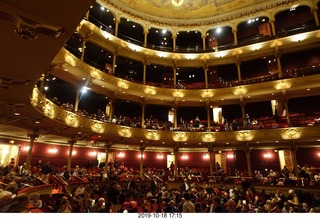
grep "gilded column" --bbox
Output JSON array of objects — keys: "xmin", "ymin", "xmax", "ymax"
[
  {"xmin": 204, "ymin": 64, "xmax": 208, "ymax": 89},
  {"xmin": 232, "ymin": 28, "xmax": 238, "ymax": 46},
  {"xmin": 269, "ymin": 19, "xmax": 276, "ymax": 36},
  {"xmin": 112, "ymin": 49, "xmax": 119, "ymax": 75},
  {"xmin": 208, "ymin": 145, "xmax": 214, "ymax": 176},
  {"xmin": 206, "ymin": 105, "xmax": 211, "ymax": 128},
  {"xmin": 143, "ymin": 29, "xmax": 149, "ymax": 47},
  {"xmin": 80, "ymin": 36, "xmax": 88, "ymax": 61},
  {"xmin": 25, "ymin": 133, "xmax": 39, "ymax": 171},
  {"xmin": 172, "ymin": 33, "xmax": 177, "ymax": 52},
  {"xmin": 202, "ymin": 33, "xmax": 206, "ymax": 51},
  {"xmin": 67, "ymin": 139, "xmax": 76, "ymax": 171},
  {"xmin": 282, "ymin": 91, "xmax": 291, "ymax": 126},
  {"xmin": 143, "ymin": 58, "xmax": 148, "ymax": 84},
  {"xmin": 139, "ymin": 146, "xmax": 145, "ymax": 178},
  {"xmin": 240, "ymin": 98, "xmax": 246, "ymax": 129},
  {"xmin": 275, "ymin": 48, "xmax": 283, "ymax": 78},
  {"xmin": 236, "ymin": 56, "xmax": 242, "ymax": 82},
  {"xmin": 74, "ymin": 89, "xmax": 80, "ymax": 112},
  {"xmin": 173, "ymin": 63, "xmax": 177, "ymax": 87},
  {"xmin": 173, "ymin": 146, "xmax": 179, "ymax": 178},
  {"xmin": 244, "ymin": 143, "xmax": 252, "ymax": 176},
  {"xmin": 289, "ymin": 141, "xmax": 299, "ymax": 177},
  {"xmin": 141, "ymin": 103, "xmax": 146, "ymax": 128},
  {"xmin": 114, "ymin": 17, "xmax": 120, "ymax": 37},
  {"xmin": 108, "ymin": 99, "xmax": 114, "ymax": 122}
]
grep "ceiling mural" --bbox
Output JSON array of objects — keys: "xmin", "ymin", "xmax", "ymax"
[{"xmin": 103, "ymin": 0, "xmax": 267, "ymax": 20}]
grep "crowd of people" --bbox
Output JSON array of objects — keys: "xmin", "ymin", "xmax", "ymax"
[{"xmin": 1, "ymin": 158, "xmax": 320, "ymax": 213}]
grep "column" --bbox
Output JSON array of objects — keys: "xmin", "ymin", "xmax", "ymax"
[
  {"xmin": 141, "ymin": 103, "xmax": 146, "ymax": 128},
  {"xmin": 269, "ymin": 19, "xmax": 276, "ymax": 36},
  {"xmin": 74, "ymin": 89, "xmax": 80, "ymax": 112},
  {"xmin": 114, "ymin": 18, "xmax": 120, "ymax": 37},
  {"xmin": 173, "ymin": 63, "xmax": 177, "ymax": 87},
  {"xmin": 173, "ymin": 146, "xmax": 179, "ymax": 178},
  {"xmin": 143, "ymin": 59, "xmax": 148, "ymax": 84},
  {"xmin": 139, "ymin": 146, "xmax": 145, "ymax": 178},
  {"xmin": 208, "ymin": 145, "xmax": 214, "ymax": 176},
  {"xmin": 313, "ymin": 8, "xmax": 320, "ymax": 26},
  {"xmin": 112, "ymin": 50, "xmax": 118, "ymax": 75},
  {"xmin": 80, "ymin": 36, "xmax": 87, "ymax": 61},
  {"xmin": 206, "ymin": 106, "xmax": 211, "ymax": 128},
  {"xmin": 236, "ymin": 56, "xmax": 242, "ymax": 82},
  {"xmin": 282, "ymin": 91, "xmax": 291, "ymax": 125},
  {"xmin": 174, "ymin": 106, "xmax": 178, "ymax": 129},
  {"xmin": 172, "ymin": 33, "xmax": 177, "ymax": 52},
  {"xmin": 244, "ymin": 143, "xmax": 252, "ymax": 176},
  {"xmin": 202, "ymin": 34, "xmax": 206, "ymax": 51},
  {"xmin": 289, "ymin": 141, "xmax": 299, "ymax": 177},
  {"xmin": 108, "ymin": 99, "xmax": 114, "ymax": 122},
  {"xmin": 240, "ymin": 99, "xmax": 246, "ymax": 129},
  {"xmin": 67, "ymin": 139, "xmax": 76, "ymax": 171},
  {"xmin": 204, "ymin": 65, "xmax": 208, "ymax": 89},
  {"xmin": 143, "ymin": 29, "xmax": 149, "ymax": 47},
  {"xmin": 105, "ymin": 143, "xmax": 112, "ymax": 165},
  {"xmin": 275, "ymin": 48, "xmax": 283, "ymax": 78},
  {"xmin": 232, "ymin": 28, "xmax": 238, "ymax": 46},
  {"xmin": 25, "ymin": 133, "xmax": 39, "ymax": 171}
]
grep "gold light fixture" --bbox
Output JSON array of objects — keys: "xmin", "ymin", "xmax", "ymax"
[{"xmin": 172, "ymin": 0, "xmax": 184, "ymax": 7}]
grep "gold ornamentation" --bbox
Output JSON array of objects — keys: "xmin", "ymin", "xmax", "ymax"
[
  {"xmin": 281, "ymin": 128, "xmax": 301, "ymax": 139},
  {"xmin": 44, "ymin": 101, "xmax": 54, "ymax": 118},
  {"xmin": 172, "ymin": 132, "xmax": 188, "ymax": 142},
  {"xmin": 91, "ymin": 121, "xmax": 104, "ymax": 133},
  {"xmin": 235, "ymin": 130, "xmax": 254, "ymax": 141},
  {"xmin": 274, "ymin": 80, "xmax": 292, "ymax": 90},
  {"xmin": 201, "ymin": 132, "xmax": 216, "ymax": 142},
  {"xmin": 117, "ymin": 80, "xmax": 129, "ymax": 89},
  {"xmin": 146, "ymin": 130, "xmax": 160, "ymax": 140},
  {"xmin": 233, "ymin": 86, "xmax": 248, "ymax": 95},
  {"xmin": 65, "ymin": 112, "xmax": 78, "ymax": 127},
  {"xmin": 118, "ymin": 126, "xmax": 132, "ymax": 137}
]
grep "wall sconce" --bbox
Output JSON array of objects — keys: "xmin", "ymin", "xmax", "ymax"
[
  {"xmin": 23, "ymin": 146, "xmax": 30, "ymax": 151},
  {"xmin": 118, "ymin": 152, "xmax": 125, "ymax": 158},
  {"xmin": 89, "ymin": 151, "xmax": 97, "ymax": 156},
  {"xmin": 48, "ymin": 148, "xmax": 58, "ymax": 154},
  {"xmin": 227, "ymin": 154, "xmax": 234, "ymax": 159},
  {"xmin": 181, "ymin": 155, "xmax": 188, "ymax": 160},
  {"xmin": 203, "ymin": 154, "xmax": 209, "ymax": 159},
  {"xmin": 138, "ymin": 154, "xmax": 144, "ymax": 158},
  {"xmin": 157, "ymin": 154, "xmax": 164, "ymax": 159},
  {"xmin": 263, "ymin": 153, "xmax": 272, "ymax": 158}
]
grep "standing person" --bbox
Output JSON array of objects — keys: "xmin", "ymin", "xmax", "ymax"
[
  {"xmin": 245, "ymin": 113, "xmax": 251, "ymax": 129},
  {"xmin": 182, "ymin": 192, "xmax": 195, "ymax": 213},
  {"xmin": 170, "ymin": 161, "xmax": 175, "ymax": 176},
  {"xmin": 41, "ymin": 161, "xmax": 52, "ymax": 184}
]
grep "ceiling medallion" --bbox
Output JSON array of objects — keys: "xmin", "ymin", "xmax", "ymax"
[{"xmin": 172, "ymin": 0, "xmax": 184, "ymax": 7}]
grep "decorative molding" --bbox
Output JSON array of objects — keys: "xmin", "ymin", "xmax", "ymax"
[
  {"xmin": 65, "ymin": 112, "xmax": 79, "ymax": 127},
  {"xmin": 91, "ymin": 121, "xmax": 104, "ymax": 133},
  {"xmin": 201, "ymin": 132, "xmax": 216, "ymax": 142},
  {"xmin": 118, "ymin": 126, "xmax": 132, "ymax": 137},
  {"xmin": 281, "ymin": 128, "xmax": 301, "ymax": 140},
  {"xmin": 235, "ymin": 130, "xmax": 254, "ymax": 141},
  {"xmin": 172, "ymin": 132, "xmax": 188, "ymax": 142},
  {"xmin": 145, "ymin": 130, "xmax": 160, "ymax": 140}
]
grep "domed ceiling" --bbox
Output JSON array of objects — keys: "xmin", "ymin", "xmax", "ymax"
[{"xmin": 102, "ymin": 0, "xmax": 274, "ymax": 27}]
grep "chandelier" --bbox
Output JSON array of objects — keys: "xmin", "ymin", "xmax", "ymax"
[{"xmin": 172, "ymin": 0, "xmax": 184, "ymax": 7}]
